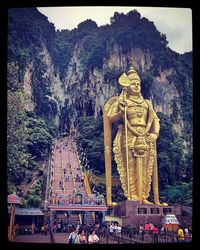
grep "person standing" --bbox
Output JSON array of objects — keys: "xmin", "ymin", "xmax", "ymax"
[
  {"xmin": 88, "ymin": 229, "xmax": 99, "ymax": 244},
  {"xmin": 67, "ymin": 226, "xmax": 79, "ymax": 244},
  {"xmin": 149, "ymin": 223, "xmax": 154, "ymax": 242},
  {"xmin": 153, "ymin": 225, "xmax": 159, "ymax": 243},
  {"xmin": 139, "ymin": 224, "xmax": 144, "ymax": 242},
  {"xmin": 109, "ymin": 222, "xmax": 114, "ymax": 235},
  {"xmin": 184, "ymin": 226, "xmax": 190, "ymax": 241},
  {"xmin": 160, "ymin": 226, "xmax": 168, "ymax": 242},
  {"xmin": 116, "ymin": 224, "xmax": 122, "ymax": 237},
  {"xmin": 145, "ymin": 222, "xmax": 150, "ymax": 235},
  {"xmin": 113, "ymin": 222, "xmax": 118, "ymax": 235},
  {"xmin": 177, "ymin": 225, "xmax": 185, "ymax": 242},
  {"xmin": 41, "ymin": 224, "xmax": 45, "ymax": 235},
  {"xmin": 57, "ymin": 222, "xmax": 61, "ymax": 233},
  {"xmin": 77, "ymin": 229, "xmax": 87, "ymax": 244}
]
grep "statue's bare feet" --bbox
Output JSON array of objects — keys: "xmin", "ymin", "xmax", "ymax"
[
  {"xmin": 111, "ymin": 202, "xmax": 118, "ymax": 206},
  {"xmin": 143, "ymin": 199, "xmax": 153, "ymax": 205},
  {"xmin": 130, "ymin": 195, "xmax": 138, "ymax": 201},
  {"xmin": 154, "ymin": 201, "xmax": 168, "ymax": 206}
]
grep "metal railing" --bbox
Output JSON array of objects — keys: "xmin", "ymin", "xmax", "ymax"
[
  {"xmin": 96, "ymin": 227, "xmax": 184, "ymax": 244},
  {"xmin": 99, "ymin": 234, "xmax": 140, "ymax": 244}
]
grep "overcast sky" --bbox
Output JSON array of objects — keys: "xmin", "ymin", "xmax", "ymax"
[{"xmin": 37, "ymin": 6, "xmax": 192, "ymax": 54}]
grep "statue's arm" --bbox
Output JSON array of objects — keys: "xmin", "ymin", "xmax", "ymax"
[
  {"xmin": 151, "ymin": 114, "xmax": 160, "ymax": 136},
  {"xmin": 107, "ymin": 101, "xmax": 122, "ymax": 123},
  {"xmin": 146, "ymin": 100, "xmax": 160, "ymax": 142}
]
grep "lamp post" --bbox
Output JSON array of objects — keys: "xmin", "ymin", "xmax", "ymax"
[
  {"xmin": 7, "ymin": 192, "xmax": 22, "ymax": 241},
  {"xmin": 44, "ymin": 200, "xmax": 48, "ymax": 210},
  {"xmin": 44, "ymin": 200, "xmax": 48, "ymax": 224}
]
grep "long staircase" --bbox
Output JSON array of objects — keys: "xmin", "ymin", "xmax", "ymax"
[
  {"xmin": 50, "ymin": 136, "xmax": 87, "ymax": 197},
  {"xmin": 48, "ymin": 134, "xmax": 107, "ymax": 225}
]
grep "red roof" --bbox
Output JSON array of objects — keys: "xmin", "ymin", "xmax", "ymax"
[{"xmin": 7, "ymin": 194, "xmax": 22, "ymax": 204}]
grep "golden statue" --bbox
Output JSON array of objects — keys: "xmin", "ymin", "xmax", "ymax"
[{"xmin": 103, "ymin": 67, "xmax": 167, "ymax": 206}]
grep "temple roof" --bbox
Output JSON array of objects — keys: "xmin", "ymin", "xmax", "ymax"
[
  {"xmin": 7, "ymin": 193, "xmax": 22, "ymax": 204},
  {"xmin": 8, "ymin": 206, "xmax": 44, "ymax": 216}
]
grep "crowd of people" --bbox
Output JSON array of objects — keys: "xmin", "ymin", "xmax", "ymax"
[
  {"xmin": 109, "ymin": 221, "xmax": 192, "ymax": 243},
  {"xmin": 68, "ymin": 226, "xmax": 99, "ymax": 244},
  {"xmin": 176, "ymin": 224, "xmax": 192, "ymax": 242},
  {"xmin": 38, "ymin": 219, "xmax": 192, "ymax": 244},
  {"xmin": 137, "ymin": 222, "xmax": 162, "ymax": 243},
  {"xmin": 109, "ymin": 222, "xmax": 122, "ymax": 236},
  {"xmin": 136, "ymin": 222, "xmax": 192, "ymax": 243},
  {"xmin": 39, "ymin": 220, "xmax": 100, "ymax": 244}
]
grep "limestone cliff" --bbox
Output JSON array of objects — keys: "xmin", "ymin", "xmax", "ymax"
[
  {"xmin": 8, "ymin": 7, "xmax": 192, "ymax": 145},
  {"xmin": 7, "ymin": 8, "xmax": 193, "ymax": 198},
  {"xmin": 60, "ymin": 43, "xmax": 185, "ymax": 137},
  {"xmin": 21, "ymin": 37, "xmax": 187, "ymax": 138}
]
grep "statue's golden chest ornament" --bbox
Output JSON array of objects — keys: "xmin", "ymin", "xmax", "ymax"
[{"xmin": 134, "ymin": 106, "xmax": 144, "ymax": 118}]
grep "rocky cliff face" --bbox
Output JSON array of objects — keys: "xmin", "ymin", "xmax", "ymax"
[
  {"xmin": 22, "ymin": 44, "xmax": 65, "ymax": 126},
  {"xmin": 106, "ymin": 45, "xmax": 153, "ymax": 71},
  {"xmin": 22, "ymin": 41, "xmax": 184, "ymax": 135},
  {"xmin": 61, "ymin": 44, "xmax": 184, "ymax": 135},
  {"xmin": 23, "ymin": 62, "xmax": 34, "ymax": 111},
  {"xmin": 37, "ymin": 43, "xmax": 65, "ymax": 126},
  {"xmin": 152, "ymin": 69, "xmax": 180, "ymax": 114},
  {"xmin": 62, "ymin": 44, "xmax": 168, "ymax": 117},
  {"xmin": 9, "ymin": 8, "xmax": 192, "ymax": 143}
]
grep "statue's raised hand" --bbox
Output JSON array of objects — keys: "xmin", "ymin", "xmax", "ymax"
[
  {"xmin": 119, "ymin": 100, "xmax": 127, "ymax": 107},
  {"xmin": 118, "ymin": 100, "xmax": 128, "ymax": 112}
]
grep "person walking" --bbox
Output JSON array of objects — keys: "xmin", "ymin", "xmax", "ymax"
[{"xmin": 63, "ymin": 167, "xmax": 66, "ymax": 175}]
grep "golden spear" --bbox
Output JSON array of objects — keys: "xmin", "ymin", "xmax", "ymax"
[{"xmin": 118, "ymin": 73, "xmax": 131, "ymax": 200}]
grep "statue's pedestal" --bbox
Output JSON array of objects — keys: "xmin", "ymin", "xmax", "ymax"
[{"xmin": 109, "ymin": 200, "xmax": 191, "ymax": 227}]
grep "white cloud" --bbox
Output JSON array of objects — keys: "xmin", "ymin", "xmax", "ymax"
[{"xmin": 37, "ymin": 6, "xmax": 192, "ymax": 54}]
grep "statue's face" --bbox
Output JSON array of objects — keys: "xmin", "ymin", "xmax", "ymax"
[{"xmin": 129, "ymin": 80, "xmax": 141, "ymax": 94}]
